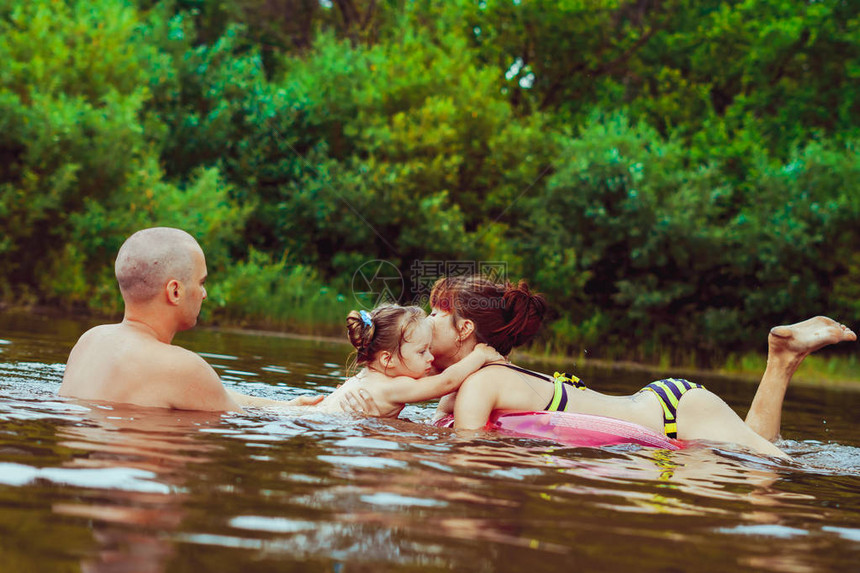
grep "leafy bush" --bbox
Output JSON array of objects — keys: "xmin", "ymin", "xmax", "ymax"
[
  {"xmin": 0, "ymin": 0, "xmax": 157, "ymax": 302},
  {"xmin": 521, "ymin": 113, "xmax": 860, "ymax": 361},
  {"xmin": 2, "ymin": 0, "xmax": 858, "ymax": 366},
  {"xmin": 207, "ymin": 249, "xmax": 356, "ymax": 334}
]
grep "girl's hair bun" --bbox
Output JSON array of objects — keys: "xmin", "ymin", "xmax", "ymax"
[{"xmin": 346, "ymin": 310, "xmax": 375, "ymax": 357}]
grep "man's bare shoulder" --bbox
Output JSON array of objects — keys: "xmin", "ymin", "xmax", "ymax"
[
  {"xmin": 73, "ymin": 322, "xmax": 122, "ymax": 345},
  {"xmin": 69, "ymin": 323, "xmax": 196, "ymax": 367},
  {"xmin": 62, "ymin": 322, "xmax": 230, "ymax": 410}
]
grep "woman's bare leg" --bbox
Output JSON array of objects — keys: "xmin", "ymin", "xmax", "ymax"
[
  {"xmin": 745, "ymin": 317, "xmax": 856, "ymax": 441},
  {"xmin": 678, "ymin": 389, "xmax": 789, "ymax": 458}
]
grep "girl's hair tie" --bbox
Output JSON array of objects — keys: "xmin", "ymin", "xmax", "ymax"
[{"xmin": 359, "ymin": 310, "xmax": 373, "ymax": 326}]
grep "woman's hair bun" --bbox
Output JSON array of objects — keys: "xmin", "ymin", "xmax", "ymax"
[{"xmin": 501, "ymin": 280, "xmax": 546, "ymax": 346}]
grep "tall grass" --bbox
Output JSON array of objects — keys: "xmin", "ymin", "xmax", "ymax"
[
  {"xmin": 522, "ymin": 339, "xmax": 860, "ymax": 388},
  {"xmin": 185, "ymin": 249, "xmax": 860, "ymax": 386},
  {"xmin": 721, "ymin": 351, "xmax": 860, "ymax": 387},
  {"xmin": 204, "ymin": 250, "xmax": 367, "ymax": 337}
]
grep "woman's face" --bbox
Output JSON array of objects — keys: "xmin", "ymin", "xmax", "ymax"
[{"xmin": 427, "ymin": 308, "xmax": 465, "ymax": 368}]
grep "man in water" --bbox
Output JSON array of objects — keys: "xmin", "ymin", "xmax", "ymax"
[{"xmin": 60, "ymin": 227, "xmax": 322, "ymax": 411}]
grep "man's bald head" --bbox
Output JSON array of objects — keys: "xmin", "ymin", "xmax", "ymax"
[{"xmin": 115, "ymin": 228, "xmax": 202, "ymax": 303}]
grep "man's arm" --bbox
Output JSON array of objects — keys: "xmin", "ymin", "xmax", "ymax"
[
  {"xmin": 226, "ymin": 390, "xmax": 323, "ymax": 409},
  {"xmin": 168, "ymin": 351, "xmax": 323, "ymax": 411},
  {"xmin": 338, "ymin": 388, "xmax": 400, "ymax": 418},
  {"xmin": 166, "ymin": 353, "xmax": 243, "ymax": 412}
]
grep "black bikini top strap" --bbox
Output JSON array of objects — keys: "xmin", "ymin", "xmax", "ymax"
[{"xmin": 479, "ymin": 362, "xmax": 554, "ymax": 382}]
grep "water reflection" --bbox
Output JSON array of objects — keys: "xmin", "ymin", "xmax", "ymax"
[
  {"xmin": 201, "ymin": 411, "xmax": 837, "ymax": 571},
  {"xmin": 56, "ymin": 405, "xmax": 225, "ymax": 573},
  {"xmin": 1, "ymin": 318, "xmax": 859, "ymax": 572},
  {"xmin": 0, "ymin": 355, "xmax": 223, "ymax": 571}
]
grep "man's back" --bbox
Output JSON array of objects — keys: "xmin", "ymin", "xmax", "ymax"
[{"xmin": 60, "ymin": 322, "xmax": 234, "ymax": 411}]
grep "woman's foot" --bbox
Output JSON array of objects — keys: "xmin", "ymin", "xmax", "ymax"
[
  {"xmin": 747, "ymin": 316, "xmax": 855, "ymax": 441},
  {"xmin": 769, "ymin": 316, "xmax": 856, "ymax": 359}
]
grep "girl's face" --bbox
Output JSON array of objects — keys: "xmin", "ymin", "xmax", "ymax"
[
  {"xmin": 427, "ymin": 308, "xmax": 463, "ymax": 368},
  {"xmin": 386, "ymin": 319, "xmax": 434, "ymax": 378}
]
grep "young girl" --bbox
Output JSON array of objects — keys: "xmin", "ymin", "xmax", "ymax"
[{"xmin": 316, "ymin": 304, "xmax": 503, "ymax": 418}]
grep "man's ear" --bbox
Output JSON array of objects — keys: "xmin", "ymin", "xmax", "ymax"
[
  {"xmin": 457, "ymin": 318, "xmax": 475, "ymax": 341},
  {"xmin": 166, "ymin": 279, "xmax": 183, "ymax": 306}
]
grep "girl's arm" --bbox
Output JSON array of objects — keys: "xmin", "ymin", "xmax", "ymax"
[{"xmin": 382, "ymin": 344, "xmax": 502, "ymax": 404}]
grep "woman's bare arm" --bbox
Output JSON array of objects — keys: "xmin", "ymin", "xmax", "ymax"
[{"xmin": 452, "ymin": 371, "xmax": 499, "ymax": 429}]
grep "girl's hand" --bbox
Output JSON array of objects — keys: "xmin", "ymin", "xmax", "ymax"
[{"xmin": 474, "ymin": 343, "xmax": 504, "ymax": 364}]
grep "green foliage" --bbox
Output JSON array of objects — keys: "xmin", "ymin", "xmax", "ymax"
[
  {"xmin": 522, "ymin": 113, "xmax": 860, "ymax": 361},
  {"xmin": 206, "ymin": 249, "xmax": 355, "ymax": 334},
  {"xmin": 0, "ymin": 0, "xmax": 156, "ymax": 299},
  {"xmin": 741, "ymin": 139, "xmax": 860, "ymax": 326},
  {"xmin": 524, "ymin": 114, "xmax": 731, "ymax": 356},
  {"xmin": 193, "ymin": 24, "xmax": 550, "ymax": 288},
  {"xmin": 0, "ymin": 0, "xmax": 248, "ymax": 312},
  {"xmin": 2, "ymin": 0, "xmax": 859, "ymax": 366}
]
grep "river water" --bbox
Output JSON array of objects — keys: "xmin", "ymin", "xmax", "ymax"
[{"xmin": 1, "ymin": 311, "xmax": 859, "ymax": 572}]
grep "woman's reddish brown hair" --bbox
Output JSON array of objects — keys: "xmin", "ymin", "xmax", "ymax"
[{"xmin": 429, "ymin": 275, "xmax": 546, "ymax": 356}]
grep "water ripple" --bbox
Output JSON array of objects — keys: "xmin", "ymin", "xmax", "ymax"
[{"xmin": 0, "ymin": 462, "xmax": 172, "ymax": 493}]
